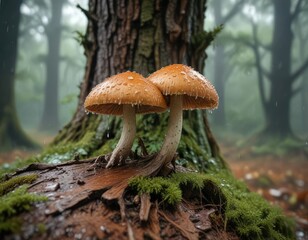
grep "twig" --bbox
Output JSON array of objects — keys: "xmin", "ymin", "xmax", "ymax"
[
  {"xmin": 76, "ymin": 4, "xmax": 98, "ymax": 22},
  {"xmin": 139, "ymin": 193, "xmax": 151, "ymax": 221}
]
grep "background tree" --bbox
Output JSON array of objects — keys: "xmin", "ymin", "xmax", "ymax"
[
  {"xmin": 242, "ymin": 0, "xmax": 308, "ymax": 138},
  {"xmin": 15, "ymin": 0, "xmax": 85, "ymax": 132},
  {"xmin": 39, "ymin": 0, "xmax": 65, "ymax": 131},
  {"xmin": 294, "ymin": 5, "xmax": 308, "ymax": 135},
  {"xmin": 0, "ymin": 0, "xmax": 37, "ymax": 151},
  {"xmin": 211, "ymin": 0, "xmax": 244, "ymax": 127}
]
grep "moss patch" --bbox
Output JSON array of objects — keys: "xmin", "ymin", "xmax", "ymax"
[
  {"xmin": 129, "ymin": 171, "xmax": 295, "ymax": 240},
  {"xmin": 0, "ymin": 185, "xmax": 48, "ymax": 234},
  {"xmin": 0, "ymin": 174, "xmax": 38, "ymax": 196},
  {"xmin": 208, "ymin": 172, "xmax": 295, "ymax": 240},
  {"xmin": 129, "ymin": 176, "xmax": 182, "ymax": 205}
]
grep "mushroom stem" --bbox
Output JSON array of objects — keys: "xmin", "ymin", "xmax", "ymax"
[
  {"xmin": 106, "ymin": 104, "xmax": 136, "ymax": 168},
  {"xmin": 157, "ymin": 95, "xmax": 183, "ymax": 166}
]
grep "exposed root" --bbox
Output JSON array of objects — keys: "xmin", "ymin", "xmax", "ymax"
[
  {"xmin": 118, "ymin": 195, "xmax": 126, "ymax": 220},
  {"xmin": 159, "ymin": 204, "xmax": 199, "ymax": 240},
  {"xmin": 139, "ymin": 193, "xmax": 151, "ymax": 221},
  {"xmin": 147, "ymin": 201, "xmax": 161, "ymax": 240},
  {"xmin": 126, "ymin": 220, "xmax": 135, "ymax": 240}
]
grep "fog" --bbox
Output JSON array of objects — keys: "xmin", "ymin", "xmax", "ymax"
[{"xmin": 15, "ymin": 0, "xmax": 87, "ymax": 132}]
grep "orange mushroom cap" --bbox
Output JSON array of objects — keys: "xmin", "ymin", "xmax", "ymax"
[
  {"xmin": 147, "ymin": 64, "xmax": 219, "ymax": 110},
  {"xmin": 84, "ymin": 71, "xmax": 167, "ymax": 115}
]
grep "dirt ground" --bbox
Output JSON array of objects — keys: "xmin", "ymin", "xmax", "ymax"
[{"xmin": 0, "ymin": 136, "xmax": 307, "ymax": 239}]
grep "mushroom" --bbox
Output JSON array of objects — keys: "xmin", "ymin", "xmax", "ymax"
[
  {"xmin": 147, "ymin": 64, "xmax": 219, "ymax": 168},
  {"xmin": 84, "ymin": 71, "xmax": 167, "ymax": 168}
]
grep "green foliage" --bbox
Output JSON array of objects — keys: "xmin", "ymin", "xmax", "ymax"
[
  {"xmin": 74, "ymin": 31, "xmax": 87, "ymax": 46},
  {"xmin": 0, "ymin": 185, "xmax": 48, "ymax": 234},
  {"xmin": 0, "ymin": 174, "xmax": 38, "ymax": 196},
  {"xmin": 129, "ymin": 171, "xmax": 295, "ymax": 240},
  {"xmin": 192, "ymin": 25, "xmax": 223, "ymax": 52},
  {"xmin": 252, "ymin": 137, "xmax": 308, "ymax": 156}
]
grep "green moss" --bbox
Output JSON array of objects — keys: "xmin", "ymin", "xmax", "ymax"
[
  {"xmin": 140, "ymin": 0, "xmax": 154, "ymax": 24},
  {"xmin": 0, "ymin": 174, "xmax": 38, "ymax": 196},
  {"xmin": 37, "ymin": 223, "xmax": 46, "ymax": 234},
  {"xmin": 129, "ymin": 176, "xmax": 182, "ymax": 205},
  {"xmin": 202, "ymin": 172, "xmax": 295, "ymax": 240},
  {"xmin": 0, "ymin": 217, "xmax": 21, "ymax": 234},
  {"xmin": 92, "ymin": 138, "xmax": 117, "ymax": 156},
  {"xmin": 0, "ymin": 185, "xmax": 48, "ymax": 234},
  {"xmin": 129, "ymin": 171, "xmax": 295, "ymax": 240},
  {"xmin": 0, "ymin": 156, "xmax": 42, "ymax": 179},
  {"xmin": 191, "ymin": 25, "xmax": 223, "ymax": 53}
]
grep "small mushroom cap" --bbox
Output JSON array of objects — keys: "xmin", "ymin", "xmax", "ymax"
[
  {"xmin": 84, "ymin": 71, "xmax": 167, "ymax": 115},
  {"xmin": 147, "ymin": 64, "xmax": 219, "ymax": 110}
]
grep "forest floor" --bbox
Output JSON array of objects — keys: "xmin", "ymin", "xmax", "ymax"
[
  {"xmin": 0, "ymin": 134, "xmax": 307, "ymax": 239},
  {"xmin": 219, "ymin": 141, "xmax": 308, "ymax": 240}
]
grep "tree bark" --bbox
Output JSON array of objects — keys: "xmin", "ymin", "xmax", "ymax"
[
  {"xmin": 39, "ymin": 0, "xmax": 64, "ymax": 131},
  {"xmin": 53, "ymin": 0, "xmax": 226, "ymax": 171},
  {"xmin": 0, "ymin": 0, "xmax": 37, "ymax": 151}
]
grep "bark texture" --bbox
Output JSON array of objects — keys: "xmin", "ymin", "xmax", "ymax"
[
  {"xmin": 53, "ymin": 0, "xmax": 225, "ymax": 171},
  {"xmin": 0, "ymin": 0, "xmax": 37, "ymax": 151}
]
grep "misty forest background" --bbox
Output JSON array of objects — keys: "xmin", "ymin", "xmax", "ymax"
[{"xmin": 3, "ymin": 0, "xmax": 307, "ymax": 151}]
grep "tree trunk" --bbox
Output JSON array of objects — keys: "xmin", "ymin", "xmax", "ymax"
[
  {"xmin": 53, "ymin": 0, "xmax": 225, "ymax": 171},
  {"xmin": 297, "ymin": 17, "xmax": 308, "ymax": 135},
  {"xmin": 39, "ymin": 0, "xmax": 64, "ymax": 132},
  {"xmin": 263, "ymin": 0, "xmax": 293, "ymax": 137},
  {"xmin": 0, "ymin": 0, "xmax": 38, "ymax": 151},
  {"xmin": 300, "ymin": 69, "xmax": 308, "ymax": 135}
]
